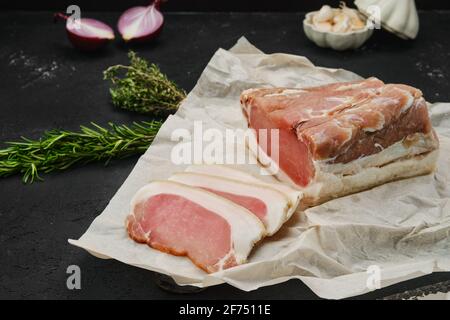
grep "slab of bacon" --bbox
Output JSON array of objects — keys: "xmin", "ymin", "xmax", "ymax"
[{"xmin": 241, "ymin": 78, "xmax": 439, "ymax": 205}]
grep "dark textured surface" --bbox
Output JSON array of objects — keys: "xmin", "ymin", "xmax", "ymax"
[
  {"xmin": 0, "ymin": 11, "xmax": 449, "ymax": 300},
  {"xmin": 382, "ymin": 280, "xmax": 450, "ymax": 300},
  {"xmin": 3, "ymin": 0, "xmax": 450, "ymax": 11}
]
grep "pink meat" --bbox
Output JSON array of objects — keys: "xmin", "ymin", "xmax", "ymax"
[
  {"xmin": 202, "ymin": 187, "xmax": 267, "ymax": 221},
  {"xmin": 250, "ymin": 103, "xmax": 314, "ymax": 187},
  {"xmin": 127, "ymin": 194, "xmax": 237, "ymax": 273},
  {"xmin": 241, "ymin": 78, "xmax": 436, "ymax": 187},
  {"xmin": 299, "ymin": 85, "xmax": 431, "ymax": 161},
  {"xmin": 245, "ymin": 77, "xmax": 384, "ymax": 129}
]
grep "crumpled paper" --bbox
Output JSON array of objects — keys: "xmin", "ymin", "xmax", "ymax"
[{"xmin": 69, "ymin": 37, "xmax": 450, "ymax": 299}]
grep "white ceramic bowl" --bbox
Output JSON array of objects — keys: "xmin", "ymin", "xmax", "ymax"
[{"xmin": 303, "ymin": 10, "xmax": 374, "ymax": 50}]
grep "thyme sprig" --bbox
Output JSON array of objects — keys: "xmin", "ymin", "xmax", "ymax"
[
  {"xmin": 1, "ymin": 52, "xmax": 183, "ymax": 183},
  {"xmin": 104, "ymin": 51, "xmax": 186, "ymax": 114},
  {"xmin": 0, "ymin": 121, "xmax": 162, "ymax": 183}
]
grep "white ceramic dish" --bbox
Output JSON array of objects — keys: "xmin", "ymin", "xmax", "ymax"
[{"xmin": 303, "ymin": 10, "xmax": 374, "ymax": 50}]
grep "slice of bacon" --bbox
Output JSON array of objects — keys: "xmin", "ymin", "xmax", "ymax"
[
  {"xmin": 169, "ymin": 172, "xmax": 292, "ymax": 235},
  {"xmin": 126, "ymin": 181, "xmax": 265, "ymax": 273},
  {"xmin": 184, "ymin": 164, "xmax": 302, "ymax": 213}
]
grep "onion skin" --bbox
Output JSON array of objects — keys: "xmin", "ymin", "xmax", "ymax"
[
  {"xmin": 66, "ymin": 33, "xmax": 110, "ymax": 51},
  {"xmin": 117, "ymin": 0, "xmax": 164, "ymax": 43},
  {"xmin": 54, "ymin": 13, "xmax": 115, "ymax": 51}
]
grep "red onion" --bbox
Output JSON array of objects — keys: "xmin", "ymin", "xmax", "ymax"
[
  {"xmin": 118, "ymin": 0, "xmax": 164, "ymax": 42},
  {"xmin": 54, "ymin": 13, "xmax": 115, "ymax": 51}
]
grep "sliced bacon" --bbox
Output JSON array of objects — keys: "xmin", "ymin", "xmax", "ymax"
[
  {"xmin": 169, "ymin": 172, "xmax": 292, "ymax": 235},
  {"xmin": 184, "ymin": 164, "xmax": 302, "ymax": 212},
  {"xmin": 126, "ymin": 181, "xmax": 265, "ymax": 273}
]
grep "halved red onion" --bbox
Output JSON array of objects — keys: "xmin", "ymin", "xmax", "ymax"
[
  {"xmin": 54, "ymin": 13, "xmax": 115, "ymax": 51},
  {"xmin": 118, "ymin": 0, "xmax": 164, "ymax": 42}
]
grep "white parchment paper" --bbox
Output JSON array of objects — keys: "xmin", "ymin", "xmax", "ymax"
[{"xmin": 69, "ymin": 37, "xmax": 450, "ymax": 299}]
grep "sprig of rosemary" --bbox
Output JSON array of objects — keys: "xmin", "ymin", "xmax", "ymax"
[
  {"xmin": 1, "ymin": 52, "xmax": 183, "ymax": 183},
  {"xmin": 104, "ymin": 51, "xmax": 186, "ymax": 114},
  {"xmin": 0, "ymin": 121, "xmax": 162, "ymax": 183}
]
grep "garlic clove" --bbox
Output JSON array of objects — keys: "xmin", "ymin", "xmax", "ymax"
[
  {"xmin": 341, "ymin": 6, "xmax": 366, "ymax": 30},
  {"xmin": 313, "ymin": 5, "xmax": 334, "ymax": 24},
  {"xmin": 332, "ymin": 13, "xmax": 351, "ymax": 33},
  {"xmin": 351, "ymin": 16, "xmax": 366, "ymax": 30},
  {"xmin": 314, "ymin": 21, "xmax": 333, "ymax": 32},
  {"xmin": 333, "ymin": 12, "xmax": 347, "ymax": 24},
  {"xmin": 341, "ymin": 6, "xmax": 359, "ymax": 21},
  {"xmin": 309, "ymin": 3, "xmax": 370, "ymax": 34}
]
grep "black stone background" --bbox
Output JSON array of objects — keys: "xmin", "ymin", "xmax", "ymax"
[
  {"xmin": 0, "ymin": 9, "xmax": 449, "ymax": 299},
  {"xmin": 2, "ymin": 0, "xmax": 450, "ymax": 11}
]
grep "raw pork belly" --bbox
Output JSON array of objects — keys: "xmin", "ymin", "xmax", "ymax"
[
  {"xmin": 169, "ymin": 172, "xmax": 291, "ymax": 235},
  {"xmin": 241, "ymin": 78, "xmax": 439, "ymax": 205},
  {"xmin": 126, "ymin": 181, "xmax": 265, "ymax": 273}
]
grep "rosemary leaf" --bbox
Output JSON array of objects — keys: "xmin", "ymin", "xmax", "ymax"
[
  {"xmin": 0, "ymin": 121, "xmax": 162, "ymax": 183},
  {"xmin": 104, "ymin": 51, "xmax": 186, "ymax": 115}
]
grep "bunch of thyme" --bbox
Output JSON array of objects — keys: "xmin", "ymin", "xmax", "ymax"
[
  {"xmin": 1, "ymin": 51, "xmax": 184, "ymax": 183},
  {"xmin": 104, "ymin": 51, "xmax": 186, "ymax": 115}
]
